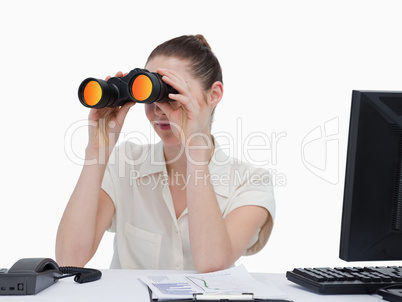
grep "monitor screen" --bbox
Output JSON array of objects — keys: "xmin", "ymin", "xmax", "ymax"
[{"xmin": 340, "ymin": 90, "xmax": 402, "ymax": 261}]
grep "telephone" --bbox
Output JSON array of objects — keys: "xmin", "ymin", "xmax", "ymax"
[{"xmin": 0, "ymin": 258, "xmax": 102, "ymax": 295}]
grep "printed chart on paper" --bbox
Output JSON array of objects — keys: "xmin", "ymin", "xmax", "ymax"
[{"xmin": 138, "ymin": 265, "xmax": 290, "ymax": 301}]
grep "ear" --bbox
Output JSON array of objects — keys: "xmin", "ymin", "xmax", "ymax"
[{"xmin": 207, "ymin": 81, "xmax": 223, "ymax": 108}]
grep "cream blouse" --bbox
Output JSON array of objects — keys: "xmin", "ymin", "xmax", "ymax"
[{"xmin": 101, "ymin": 140, "xmax": 276, "ymax": 270}]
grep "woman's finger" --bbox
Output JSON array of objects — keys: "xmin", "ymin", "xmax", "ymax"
[
  {"xmin": 158, "ymin": 68, "xmax": 187, "ymax": 94},
  {"xmin": 106, "ymin": 71, "xmax": 125, "ymax": 82},
  {"xmin": 116, "ymin": 101, "xmax": 135, "ymax": 125},
  {"xmin": 114, "ymin": 71, "xmax": 124, "ymax": 77},
  {"xmin": 168, "ymin": 94, "xmax": 199, "ymax": 116},
  {"xmin": 155, "ymin": 102, "xmax": 175, "ymax": 118}
]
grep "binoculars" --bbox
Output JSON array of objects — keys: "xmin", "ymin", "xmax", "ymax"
[{"xmin": 78, "ymin": 68, "xmax": 177, "ymax": 108}]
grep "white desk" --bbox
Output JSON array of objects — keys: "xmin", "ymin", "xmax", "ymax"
[{"xmin": 0, "ymin": 270, "xmax": 386, "ymax": 301}]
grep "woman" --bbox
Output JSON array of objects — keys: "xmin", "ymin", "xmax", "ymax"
[{"xmin": 56, "ymin": 35, "xmax": 275, "ymax": 273}]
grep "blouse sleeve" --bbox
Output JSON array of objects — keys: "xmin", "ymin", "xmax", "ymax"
[{"xmin": 225, "ymin": 165, "xmax": 276, "ymax": 256}]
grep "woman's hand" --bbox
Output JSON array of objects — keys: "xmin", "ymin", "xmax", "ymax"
[
  {"xmin": 154, "ymin": 68, "xmax": 212, "ymax": 148},
  {"xmin": 87, "ymin": 72, "xmax": 135, "ymax": 153}
]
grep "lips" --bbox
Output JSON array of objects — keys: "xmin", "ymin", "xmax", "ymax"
[{"xmin": 155, "ymin": 121, "xmax": 171, "ymax": 130}]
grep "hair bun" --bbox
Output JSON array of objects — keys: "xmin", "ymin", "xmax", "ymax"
[{"xmin": 195, "ymin": 34, "xmax": 212, "ymax": 50}]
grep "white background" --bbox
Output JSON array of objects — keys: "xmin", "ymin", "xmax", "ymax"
[{"xmin": 1, "ymin": 0, "xmax": 402, "ymax": 273}]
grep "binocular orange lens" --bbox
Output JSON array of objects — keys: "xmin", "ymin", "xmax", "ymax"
[
  {"xmin": 131, "ymin": 75, "xmax": 153, "ymax": 101},
  {"xmin": 82, "ymin": 81, "xmax": 102, "ymax": 106},
  {"xmin": 78, "ymin": 68, "xmax": 177, "ymax": 109}
]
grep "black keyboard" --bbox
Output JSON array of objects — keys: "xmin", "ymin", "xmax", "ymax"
[{"xmin": 286, "ymin": 266, "xmax": 402, "ymax": 296}]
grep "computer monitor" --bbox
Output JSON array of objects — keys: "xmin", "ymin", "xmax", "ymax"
[{"xmin": 340, "ymin": 90, "xmax": 402, "ymax": 261}]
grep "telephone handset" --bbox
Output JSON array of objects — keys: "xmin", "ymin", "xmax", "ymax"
[{"xmin": 0, "ymin": 258, "xmax": 102, "ymax": 295}]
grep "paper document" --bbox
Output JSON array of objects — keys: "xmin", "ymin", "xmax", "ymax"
[{"xmin": 139, "ymin": 265, "xmax": 290, "ymax": 301}]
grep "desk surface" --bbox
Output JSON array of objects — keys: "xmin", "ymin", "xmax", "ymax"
[{"xmin": 0, "ymin": 269, "xmax": 386, "ymax": 302}]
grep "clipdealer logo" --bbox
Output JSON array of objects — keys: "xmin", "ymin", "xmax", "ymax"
[
  {"xmin": 64, "ymin": 117, "xmax": 340, "ymax": 186},
  {"xmin": 64, "ymin": 117, "xmax": 288, "ymax": 187},
  {"xmin": 301, "ymin": 117, "xmax": 339, "ymax": 185}
]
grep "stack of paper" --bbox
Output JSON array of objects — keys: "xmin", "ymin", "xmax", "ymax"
[{"xmin": 139, "ymin": 265, "xmax": 291, "ymax": 301}]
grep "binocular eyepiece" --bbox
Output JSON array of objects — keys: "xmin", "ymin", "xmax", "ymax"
[{"xmin": 78, "ymin": 68, "xmax": 177, "ymax": 108}]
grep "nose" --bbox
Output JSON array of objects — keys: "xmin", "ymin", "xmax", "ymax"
[{"xmin": 153, "ymin": 103, "xmax": 165, "ymax": 116}]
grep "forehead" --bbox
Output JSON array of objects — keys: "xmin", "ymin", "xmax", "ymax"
[{"xmin": 145, "ymin": 56, "xmax": 191, "ymax": 75}]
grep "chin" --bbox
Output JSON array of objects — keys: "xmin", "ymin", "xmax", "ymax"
[{"xmin": 154, "ymin": 129, "xmax": 181, "ymax": 147}]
